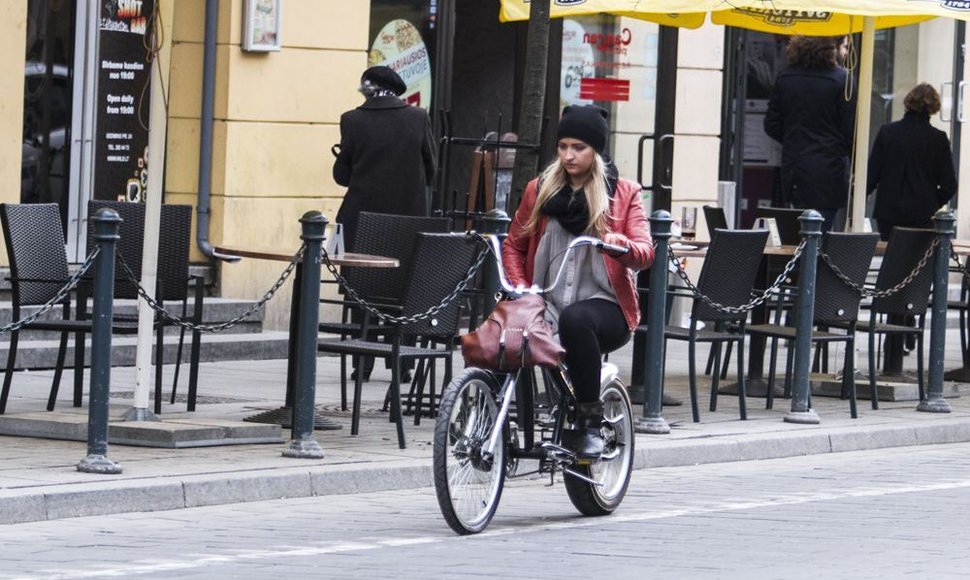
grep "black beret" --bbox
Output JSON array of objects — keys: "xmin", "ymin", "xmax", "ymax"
[
  {"xmin": 361, "ymin": 65, "xmax": 407, "ymax": 96},
  {"xmin": 556, "ymin": 105, "xmax": 610, "ymax": 154}
]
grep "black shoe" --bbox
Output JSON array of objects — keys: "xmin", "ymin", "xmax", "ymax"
[
  {"xmin": 564, "ymin": 401, "xmax": 605, "ymax": 460},
  {"xmin": 350, "ymin": 369, "xmax": 372, "ymax": 383}
]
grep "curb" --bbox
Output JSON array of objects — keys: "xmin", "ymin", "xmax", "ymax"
[{"xmin": 5, "ymin": 418, "xmax": 970, "ymax": 525}]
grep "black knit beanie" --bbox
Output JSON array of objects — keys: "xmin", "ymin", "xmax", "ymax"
[
  {"xmin": 361, "ymin": 66, "xmax": 407, "ymax": 96},
  {"xmin": 556, "ymin": 105, "xmax": 610, "ymax": 154}
]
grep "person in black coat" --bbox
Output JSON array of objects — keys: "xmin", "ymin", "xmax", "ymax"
[
  {"xmin": 333, "ymin": 66, "xmax": 436, "ymax": 250},
  {"xmin": 867, "ymin": 83, "xmax": 957, "ymax": 241},
  {"xmin": 764, "ymin": 35, "xmax": 855, "ymax": 233}
]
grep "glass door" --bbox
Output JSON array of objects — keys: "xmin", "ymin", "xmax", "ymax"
[{"xmin": 21, "ymin": 0, "xmax": 76, "ymax": 236}]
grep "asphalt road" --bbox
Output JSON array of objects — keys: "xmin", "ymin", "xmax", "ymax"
[{"xmin": 2, "ymin": 443, "xmax": 970, "ymax": 579}]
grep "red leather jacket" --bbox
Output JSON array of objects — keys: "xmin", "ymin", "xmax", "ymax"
[{"xmin": 502, "ymin": 176, "xmax": 654, "ymax": 331}]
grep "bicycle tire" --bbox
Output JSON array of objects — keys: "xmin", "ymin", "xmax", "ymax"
[
  {"xmin": 433, "ymin": 367, "xmax": 507, "ymax": 535},
  {"xmin": 564, "ymin": 379, "xmax": 635, "ymax": 516}
]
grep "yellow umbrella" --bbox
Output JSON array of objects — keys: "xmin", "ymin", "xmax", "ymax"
[{"xmin": 499, "ymin": 1, "xmax": 933, "ymax": 32}]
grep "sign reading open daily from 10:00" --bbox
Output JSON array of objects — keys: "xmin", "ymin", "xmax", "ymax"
[{"xmin": 369, "ymin": 19, "xmax": 432, "ymax": 110}]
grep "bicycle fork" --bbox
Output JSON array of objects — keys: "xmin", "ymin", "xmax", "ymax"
[{"xmin": 482, "ymin": 373, "xmax": 517, "ymax": 463}]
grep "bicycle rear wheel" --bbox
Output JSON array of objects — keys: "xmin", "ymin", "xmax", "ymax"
[
  {"xmin": 433, "ymin": 368, "xmax": 506, "ymax": 535},
  {"xmin": 564, "ymin": 379, "xmax": 634, "ymax": 516}
]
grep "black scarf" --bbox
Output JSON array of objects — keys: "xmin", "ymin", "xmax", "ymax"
[{"xmin": 541, "ymin": 185, "xmax": 590, "ymax": 236}]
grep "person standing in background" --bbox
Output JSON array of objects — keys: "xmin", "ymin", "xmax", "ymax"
[
  {"xmin": 764, "ymin": 35, "xmax": 855, "ymax": 233},
  {"xmin": 332, "ymin": 65, "xmax": 436, "ymax": 250},
  {"xmin": 332, "ymin": 65, "xmax": 436, "ymax": 382},
  {"xmin": 866, "ymin": 83, "xmax": 957, "ymax": 241}
]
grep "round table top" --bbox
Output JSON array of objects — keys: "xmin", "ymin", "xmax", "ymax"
[{"xmin": 214, "ymin": 246, "xmax": 399, "ymax": 268}]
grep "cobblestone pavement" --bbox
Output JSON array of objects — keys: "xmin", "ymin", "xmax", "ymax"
[{"xmin": 1, "ymin": 442, "xmax": 968, "ymax": 579}]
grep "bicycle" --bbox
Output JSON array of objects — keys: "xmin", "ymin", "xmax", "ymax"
[{"xmin": 433, "ymin": 233, "xmax": 636, "ymax": 535}]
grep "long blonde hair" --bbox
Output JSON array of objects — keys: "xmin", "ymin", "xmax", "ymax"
[{"xmin": 523, "ymin": 154, "xmax": 611, "ymax": 237}]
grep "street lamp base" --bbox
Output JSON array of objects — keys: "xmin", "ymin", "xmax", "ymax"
[
  {"xmin": 282, "ymin": 437, "xmax": 325, "ymax": 459},
  {"xmin": 917, "ymin": 397, "xmax": 951, "ymax": 413},
  {"xmin": 635, "ymin": 416, "xmax": 670, "ymax": 434},
  {"xmin": 783, "ymin": 409, "xmax": 820, "ymax": 425},
  {"xmin": 77, "ymin": 454, "xmax": 123, "ymax": 474}
]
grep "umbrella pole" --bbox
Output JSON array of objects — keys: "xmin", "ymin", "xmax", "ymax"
[
  {"xmin": 123, "ymin": 8, "xmax": 170, "ymax": 422},
  {"xmin": 851, "ymin": 17, "xmax": 875, "ymax": 232}
]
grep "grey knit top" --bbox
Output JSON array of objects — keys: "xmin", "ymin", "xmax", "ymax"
[{"xmin": 533, "ymin": 219, "xmax": 617, "ymax": 334}]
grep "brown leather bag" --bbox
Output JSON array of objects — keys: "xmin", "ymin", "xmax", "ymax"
[{"xmin": 461, "ymin": 294, "xmax": 565, "ymax": 371}]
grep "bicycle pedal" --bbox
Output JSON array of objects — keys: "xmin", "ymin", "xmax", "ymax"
[{"xmin": 539, "ymin": 441, "xmax": 576, "ymax": 460}]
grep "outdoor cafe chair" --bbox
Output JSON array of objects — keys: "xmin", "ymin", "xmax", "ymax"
[
  {"xmin": 638, "ymin": 228, "xmax": 768, "ymax": 423},
  {"xmin": 318, "ymin": 212, "xmax": 450, "ymax": 410},
  {"xmin": 317, "ymin": 232, "xmax": 477, "ymax": 449},
  {"xmin": 850, "ymin": 227, "xmax": 937, "ymax": 405},
  {"xmin": 746, "ymin": 232, "xmax": 879, "ymax": 418},
  {"xmin": 0, "ymin": 203, "xmax": 139, "ymax": 413},
  {"xmin": 702, "ymin": 205, "xmax": 728, "ymax": 237},
  {"xmin": 85, "ymin": 201, "xmax": 201, "ymax": 414}
]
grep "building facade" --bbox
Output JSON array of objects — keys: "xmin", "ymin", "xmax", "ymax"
[{"xmin": 3, "ymin": 1, "xmax": 967, "ymax": 329}]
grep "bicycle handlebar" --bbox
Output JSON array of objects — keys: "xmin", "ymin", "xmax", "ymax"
[{"xmin": 462, "ymin": 231, "xmax": 629, "ymax": 297}]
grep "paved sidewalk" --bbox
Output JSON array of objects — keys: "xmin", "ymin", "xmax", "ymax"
[{"xmin": 0, "ymin": 331, "xmax": 968, "ymax": 525}]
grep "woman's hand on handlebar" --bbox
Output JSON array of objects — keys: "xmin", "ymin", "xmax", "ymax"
[{"xmin": 598, "ymin": 233, "xmax": 631, "ymax": 257}]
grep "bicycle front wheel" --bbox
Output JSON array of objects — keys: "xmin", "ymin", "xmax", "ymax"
[
  {"xmin": 433, "ymin": 367, "xmax": 506, "ymax": 535},
  {"xmin": 564, "ymin": 378, "xmax": 635, "ymax": 516}
]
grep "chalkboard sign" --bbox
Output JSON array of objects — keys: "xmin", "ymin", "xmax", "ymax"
[{"xmin": 94, "ymin": 1, "xmax": 154, "ymax": 202}]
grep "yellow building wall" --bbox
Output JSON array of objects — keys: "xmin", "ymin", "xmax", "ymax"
[
  {"xmin": 168, "ymin": 0, "xmax": 367, "ymax": 329},
  {"xmin": 0, "ymin": 3, "xmax": 28, "ymax": 266}
]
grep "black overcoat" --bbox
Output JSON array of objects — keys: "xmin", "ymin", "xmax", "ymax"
[
  {"xmin": 764, "ymin": 66, "xmax": 856, "ymax": 211},
  {"xmin": 866, "ymin": 111, "xmax": 957, "ymax": 227},
  {"xmin": 333, "ymin": 96, "xmax": 436, "ymax": 249}
]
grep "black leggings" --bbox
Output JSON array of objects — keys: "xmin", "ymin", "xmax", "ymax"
[{"xmin": 559, "ymin": 298, "xmax": 630, "ymax": 403}]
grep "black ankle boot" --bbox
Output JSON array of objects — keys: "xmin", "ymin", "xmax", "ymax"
[{"xmin": 564, "ymin": 401, "xmax": 605, "ymax": 460}]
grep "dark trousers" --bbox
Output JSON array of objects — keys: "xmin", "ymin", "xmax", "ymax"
[{"xmin": 559, "ymin": 298, "xmax": 630, "ymax": 403}]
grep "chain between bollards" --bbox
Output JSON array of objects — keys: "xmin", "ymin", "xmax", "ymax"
[
  {"xmin": 77, "ymin": 209, "xmax": 123, "ymax": 474},
  {"xmin": 636, "ymin": 210, "xmax": 672, "ymax": 434},
  {"xmin": 283, "ymin": 212, "xmax": 327, "ymax": 459},
  {"xmin": 784, "ymin": 210, "xmax": 823, "ymax": 425},
  {"xmin": 918, "ymin": 210, "xmax": 954, "ymax": 413}
]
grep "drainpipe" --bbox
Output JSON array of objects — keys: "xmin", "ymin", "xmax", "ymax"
[{"xmin": 198, "ymin": 0, "xmax": 239, "ymax": 262}]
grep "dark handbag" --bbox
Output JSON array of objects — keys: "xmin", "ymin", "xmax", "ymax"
[{"xmin": 460, "ymin": 294, "xmax": 565, "ymax": 371}]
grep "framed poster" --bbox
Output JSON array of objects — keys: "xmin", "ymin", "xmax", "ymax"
[{"xmin": 243, "ymin": 0, "xmax": 282, "ymax": 52}]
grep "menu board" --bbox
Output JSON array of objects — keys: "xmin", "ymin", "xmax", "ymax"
[{"xmin": 94, "ymin": 0, "xmax": 154, "ymax": 202}]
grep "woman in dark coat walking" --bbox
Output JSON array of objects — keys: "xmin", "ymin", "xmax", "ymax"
[
  {"xmin": 867, "ymin": 83, "xmax": 957, "ymax": 241},
  {"xmin": 764, "ymin": 35, "xmax": 855, "ymax": 232},
  {"xmin": 333, "ymin": 66, "xmax": 436, "ymax": 250}
]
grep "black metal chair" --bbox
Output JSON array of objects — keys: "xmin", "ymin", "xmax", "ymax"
[
  {"xmin": 746, "ymin": 232, "xmax": 879, "ymax": 418},
  {"xmin": 702, "ymin": 205, "xmax": 728, "ymax": 237},
  {"xmin": 753, "ymin": 207, "xmax": 803, "ymax": 245},
  {"xmin": 639, "ymin": 229, "xmax": 768, "ymax": 423},
  {"xmin": 0, "ymin": 203, "xmax": 139, "ymax": 413},
  {"xmin": 85, "ymin": 201, "xmax": 201, "ymax": 414},
  {"xmin": 318, "ymin": 212, "xmax": 451, "ymax": 410},
  {"xmin": 857, "ymin": 227, "xmax": 936, "ymax": 405},
  {"xmin": 317, "ymin": 233, "xmax": 477, "ymax": 449}
]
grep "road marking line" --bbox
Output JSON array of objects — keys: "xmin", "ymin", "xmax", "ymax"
[{"xmin": 9, "ymin": 478, "xmax": 970, "ymax": 580}]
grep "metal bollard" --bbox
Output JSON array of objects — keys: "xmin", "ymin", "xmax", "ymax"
[
  {"xmin": 480, "ymin": 209, "xmax": 511, "ymax": 318},
  {"xmin": 77, "ymin": 209, "xmax": 123, "ymax": 474},
  {"xmin": 785, "ymin": 210, "xmax": 823, "ymax": 425},
  {"xmin": 282, "ymin": 211, "xmax": 327, "ymax": 459},
  {"xmin": 635, "ymin": 210, "xmax": 672, "ymax": 434},
  {"xmin": 918, "ymin": 210, "xmax": 954, "ymax": 413}
]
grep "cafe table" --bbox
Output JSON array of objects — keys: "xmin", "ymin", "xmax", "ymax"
[{"xmin": 216, "ymin": 245, "xmax": 399, "ymax": 429}]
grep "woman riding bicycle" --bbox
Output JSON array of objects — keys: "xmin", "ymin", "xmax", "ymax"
[{"xmin": 503, "ymin": 105, "xmax": 654, "ymax": 459}]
